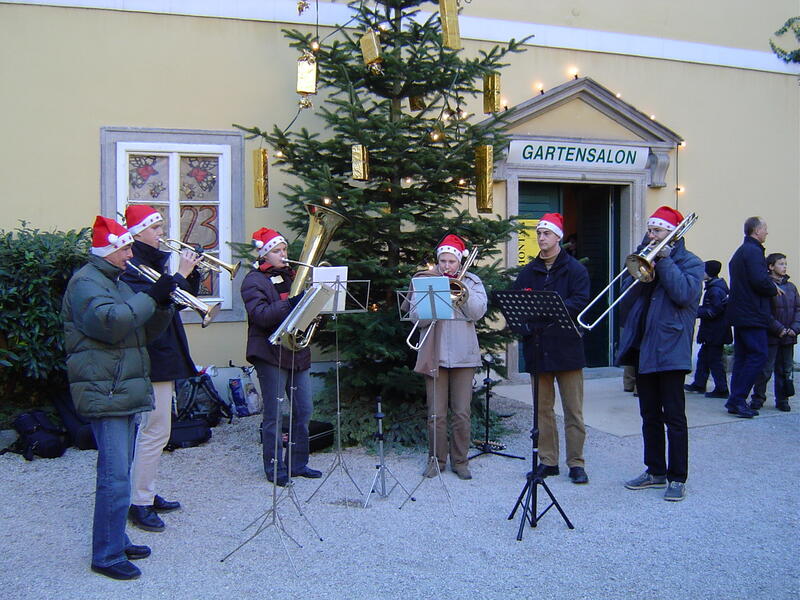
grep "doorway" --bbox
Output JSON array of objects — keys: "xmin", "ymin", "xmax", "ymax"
[{"xmin": 517, "ymin": 181, "xmax": 622, "ymax": 367}]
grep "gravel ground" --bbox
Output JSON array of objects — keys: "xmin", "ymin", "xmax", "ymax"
[{"xmin": 0, "ymin": 392, "xmax": 797, "ymax": 600}]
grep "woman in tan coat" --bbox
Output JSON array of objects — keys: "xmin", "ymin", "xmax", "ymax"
[{"xmin": 412, "ymin": 234, "xmax": 487, "ymax": 480}]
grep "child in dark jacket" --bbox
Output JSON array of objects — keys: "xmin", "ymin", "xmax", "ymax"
[
  {"xmin": 685, "ymin": 260, "xmax": 732, "ymax": 398},
  {"xmin": 751, "ymin": 253, "xmax": 800, "ymax": 411}
]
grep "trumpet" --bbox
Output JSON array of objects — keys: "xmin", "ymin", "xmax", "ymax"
[
  {"xmin": 576, "ymin": 212, "xmax": 698, "ymax": 330},
  {"xmin": 126, "ymin": 261, "xmax": 221, "ymax": 328},
  {"xmin": 159, "ymin": 238, "xmax": 241, "ymax": 279}
]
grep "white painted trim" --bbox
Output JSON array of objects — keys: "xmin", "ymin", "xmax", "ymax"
[
  {"xmin": 4, "ymin": 0, "xmax": 798, "ymax": 75},
  {"xmin": 115, "ymin": 141, "xmax": 233, "ymax": 309}
]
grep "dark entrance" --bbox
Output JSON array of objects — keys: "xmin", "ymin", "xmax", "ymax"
[{"xmin": 517, "ymin": 181, "xmax": 622, "ymax": 367}]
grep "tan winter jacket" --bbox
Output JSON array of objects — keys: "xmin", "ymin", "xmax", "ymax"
[{"xmin": 411, "ymin": 270, "xmax": 487, "ymax": 375}]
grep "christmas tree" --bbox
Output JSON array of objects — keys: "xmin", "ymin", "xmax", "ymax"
[{"xmin": 237, "ymin": 0, "xmax": 530, "ymax": 445}]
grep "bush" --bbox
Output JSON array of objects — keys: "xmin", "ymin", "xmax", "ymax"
[{"xmin": 0, "ymin": 222, "xmax": 90, "ymax": 424}]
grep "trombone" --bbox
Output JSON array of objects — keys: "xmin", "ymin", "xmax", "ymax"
[
  {"xmin": 126, "ymin": 261, "xmax": 221, "ymax": 328},
  {"xmin": 159, "ymin": 238, "xmax": 241, "ymax": 279},
  {"xmin": 576, "ymin": 212, "xmax": 698, "ymax": 331}
]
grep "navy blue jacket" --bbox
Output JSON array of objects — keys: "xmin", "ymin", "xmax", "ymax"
[
  {"xmin": 726, "ymin": 236, "xmax": 778, "ymax": 329},
  {"xmin": 512, "ymin": 249, "xmax": 590, "ymax": 373},
  {"xmin": 768, "ymin": 276, "xmax": 800, "ymax": 346},
  {"xmin": 696, "ymin": 276, "xmax": 732, "ymax": 345},
  {"xmin": 121, "ymin": 240, "xmax": 199, "ymax": 382},
  {"xmin": 616, "ymin": 238, "xmax": 704, "ymax": 374}
]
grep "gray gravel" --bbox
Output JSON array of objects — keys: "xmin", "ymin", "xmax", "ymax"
[{"xmin": 1, "ymin": 390, "xmax": 797, "ymax": 600}]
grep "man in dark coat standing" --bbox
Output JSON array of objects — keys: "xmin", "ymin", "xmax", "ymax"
[
  {"xmin": 725, "ymin": 217, "xmax": 779, "ymax": 418},
  {"xmin": 121, "ymin": 205, "xmax": 202, "ymax": 532},
  {"xmin": 618, "ymin": 206, "xmax": 703, "ymax": 502},
  {"xmin": 513, "ymin": 213, "xmax": 591, "ymax": 484},
  {"xmin": 684, "ymin": 260, "xmax": 732, "ymax": 398}
]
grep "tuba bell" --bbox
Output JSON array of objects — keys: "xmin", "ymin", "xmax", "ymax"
[{"xmin": 279, "ymin": 203, "xmax": 349, "ymax": 351}]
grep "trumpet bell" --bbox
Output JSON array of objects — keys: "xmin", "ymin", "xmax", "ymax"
[{"xmin": 200, "ymin": 302, "xmax": 222, "ymax": 328}]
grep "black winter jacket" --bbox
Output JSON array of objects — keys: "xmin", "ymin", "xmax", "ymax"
[
  {"xmin": 727, "ymin": 236, "xmax": 778, "ymax": 328},
  {"xmin": 768, "ymin": 275, "xmax": 800, "ymax": 346},
  {"xmin": 121, "ymin": 241, "xmax": 199, "ymax": 382},
  {"xmin": 696, "ymin": 276, "xmax": 732, "ymax": 345},
  {"xmin": 512, "ymin": 249, "xmax": 590, "ymax": 373}
]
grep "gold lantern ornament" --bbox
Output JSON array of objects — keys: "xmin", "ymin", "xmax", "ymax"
[
  {"xmin": 253, "ymin": 149, "xmax": 269, "ymax": 208},
  {"xmin": 360, "ymin": 29, "xmax": 384, "ymax": 75},
  {"xmin": 475, "ymin": 144, "xmax": 493, "ymax": 213},
  {"xmin": 439, "ymin": 0, "xmax": 461, "ymax": 50},
  {"xmin": 297, "ymin": 0, "xmax": 310, "ymax": 15},
  {"xmin": 296, "ymin": 49, "xmax": 317, "ymax": 108},
  {"xmin": 352, "ymin": 144, "xmax": 370, "ymax": 181},
  {"xmin": 483, "ymin": 73, "xmax": 501, "ymax": 114}
]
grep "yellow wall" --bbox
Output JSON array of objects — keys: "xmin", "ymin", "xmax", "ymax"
[{"xmin": 1, "ymin": 2, "xmax": 798, "ymax": 367}]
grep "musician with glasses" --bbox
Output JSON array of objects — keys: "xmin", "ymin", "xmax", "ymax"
[
  {"xmin": 241, "ymin": 227, "xmax": 322, "ymax": 487},
  {"xmin": 411, "ymin": 234, "xmax": 487, "ymax": 480},
  {"xmin": 121, "ymin": 205, "xmax": 202, "ymax": 533},
  {"xmin": 63, "ymin": 216, "xmax": 175, "ymax": 580},
  {"xmin": 618, "ymin": 206, "xmax": 703, "ymax": 502}
]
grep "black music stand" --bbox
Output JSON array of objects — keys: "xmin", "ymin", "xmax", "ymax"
[{"xmin": 493, "ymin": 290, "xmax": 577, "ymax": 540}]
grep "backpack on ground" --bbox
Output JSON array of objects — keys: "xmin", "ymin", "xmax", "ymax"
[
  {"xmin": 174, "ymin": 374, "xmax": 233, "ymax": 427},
  {"xmin": 0, "ymin": 410, "xmax": 68, "ymax": 460},
  {"xmin": 164, "ymin": 417, "xmax": 212, "ymax": 451},
  {"xmin": 52, "ymin": 390, "xmax": 96, "ymax": 450}
]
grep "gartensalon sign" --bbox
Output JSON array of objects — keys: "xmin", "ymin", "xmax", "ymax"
[{"xmin": 508, "ymin": 140, "xmax": 648, "ymax": 170}]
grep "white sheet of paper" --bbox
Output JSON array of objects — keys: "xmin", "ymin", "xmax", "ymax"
[{"xmin": 313, "ymin": 266, "xmax": 348, "ymax": 313}]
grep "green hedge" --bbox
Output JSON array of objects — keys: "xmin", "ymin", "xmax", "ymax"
[{"xmin": 0, "ymin": 222, "xmax": 90, "ymax": 423}]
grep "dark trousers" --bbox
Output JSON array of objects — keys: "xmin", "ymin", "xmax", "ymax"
[
  {"xmin": 753, "ymin": 344, "xmax": 795, "ymax": 404},
  {"xmin": 636, "ymin": 370, "xmax": 688, "ymax": 483},
  {"xmin": 727, "ymin": 327, "xmax": 768, "ymax": 410},
  {"xmin": 691, "ymin": 343, "xmax": 728, "ymax": 392}
]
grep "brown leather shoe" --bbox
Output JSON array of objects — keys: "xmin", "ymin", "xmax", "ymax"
[{"xmin": 452, "ymin": 464, "xmax": 472, "ymax": 480}]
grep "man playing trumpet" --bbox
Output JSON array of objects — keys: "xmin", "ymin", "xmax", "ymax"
[{"xmin": 121, "ymin": 205, "xmax": 202, "ymax": 532}]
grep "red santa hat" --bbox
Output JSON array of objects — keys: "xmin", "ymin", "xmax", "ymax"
[
  {"xmin": 124, "ymin": 204, "xmax": 163, "ymax": 236},
  {"xmin": 537, "ymin": 213, "xmax": 564, "ymax": 238},
  {"xmin": 91, "ymin": 216, "xmax": 133, "ymax": 257},
  {"xmin": 251, "ymin": 228, "xmax": 287, "ymax": 258},
  {"xmin": 647, "ymin": 206, "xmax": 683, "ymax": 231},
  {"xmin": 436, "ymin": 234, "xmax": 466, "ymax": 261}
]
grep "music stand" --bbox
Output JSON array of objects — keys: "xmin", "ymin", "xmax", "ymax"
[
  {"xmin": 493, "ymin": 290, "xmax": 577, "ymax": 540},
  {"xmin": 305, "ymin": 275, "xmax": 371, "ymax": 506}
]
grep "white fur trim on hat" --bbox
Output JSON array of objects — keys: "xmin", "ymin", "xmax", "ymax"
[
  {"xmin": 536, "ymin": 220, "xmax": 563, "ymax": 239},
  {"xmin": 91, "ymin": 231, "xmax": 134, "ymax": 257},
  {"xmin": 255, "ymin": 234, "xmax": 287, "ymax": 258},
  {"xmin": 646, "ymin": 217, "xmax": 677, "ymax": 231},
  {"xmin": 127, "ymin": 211, "xmax": 163, "ymax": 236},
  {"xmin": 436, "ymin": 245, "xmax": 463, "ymax": 261}
]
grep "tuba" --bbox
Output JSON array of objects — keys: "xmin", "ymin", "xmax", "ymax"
[{"xmin": 279, "ymin": 203, "xmax": 349, "ymax": 351}]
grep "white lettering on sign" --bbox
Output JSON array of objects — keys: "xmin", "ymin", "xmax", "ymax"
[{"xmin": 508, "ymin": 140, "xmax": 649, "ymax": 170}]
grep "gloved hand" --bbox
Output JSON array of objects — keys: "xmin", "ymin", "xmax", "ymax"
[
  {"xmin": 287, "ymin": 290, "xmax": 305, "ymax": 309},
  {"xmin": 656, "ymin": 245, "xmax": 672, "ymax": 259},
  {"xmin": 145, "ymin": 273, "xmax": 176, "ymax": 306}
]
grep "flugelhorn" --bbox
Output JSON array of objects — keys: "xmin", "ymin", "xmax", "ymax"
[
  {"xmin": 576, "ymin": 212, "xmax": 698, "ymax": 330},
  {"xmin": 159, "ymin": 238, "xmax": 241, "ymax": 279},
  {"xmin": 126, "ymin": 261, "xmax": 221, "ymax": 328}
]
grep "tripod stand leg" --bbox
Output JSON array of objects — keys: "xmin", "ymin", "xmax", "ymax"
[
  {"xmin": 516, "ymin": 482, "xmax": 535, "ymax": 541},
  {"xmin": 538, "ymin": 479, "xmax": 575, "ymax": 529}
]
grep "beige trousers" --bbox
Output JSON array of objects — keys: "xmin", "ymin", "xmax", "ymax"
[
  {"xmin": 533, "ymin": 369, "xmax": 585, "ymax": 468},
  {"xmin": 130, "ymin": 380, "xmax": 173, "ymax": 506},
  {"xmin": 425, "ymin": 367, "xmax": 474, "ymax": 468}
]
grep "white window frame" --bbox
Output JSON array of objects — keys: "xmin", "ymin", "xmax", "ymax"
[{"xmin": 116, "ymin": 141, "xmax": 233, "ymax": 309}]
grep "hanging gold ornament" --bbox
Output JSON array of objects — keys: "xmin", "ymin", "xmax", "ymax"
[
  {"xmin": 409, "ymin": 96, "xmax": 426, "ymax": 111},
  {"xmin": 360, "ymin": 29, "xmax": 384, "ymax": 75},
  {"xmin": 475, "ymin": 145, "xmax": 493, "ymax": 213},
  {"xmin": 483, "ymin": 73, "xmax": 501, "ymax": 114},
  {"xmin": 352, "ymin": 144, "xmax": 370, "ymax": 181},
  {"xmin": 439, "ymin": 0, "xmax": 462, "ymax": 50},
  {"xmin": 297, "ymin": 1, "xmax": 310, "ymax": 15},
  {"xmin": 253, "ymin": 149, "xmax": 269, "ymax": 208},
  {"xmin": 296, "ymin": 49, "xmax": 317, "ymax": 95},
  {"xmin": 298, "ymin": 95, "xmax": 313, "ymax": 110}
]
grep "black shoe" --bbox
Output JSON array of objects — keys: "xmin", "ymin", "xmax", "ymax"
[
  {"xmin": 291, "ymin": 466, "xmax": 323, "ymax": 479},
  {"xmin": 528, "ymin": 464, "xmax": 559, "ymax": 479},
  {"xmin": 749, "ymin": 400, "xmax": 764, "ymax": 410},
  {"xmin": 91, "ymin": 560, "xmax": 141, "ymax": 580},
  {"xmin": 727, "ymin": 406, "xmax": 758, "ymax": 418},
  {"xmin": 266, "ymin": 472, "xmax": 289, "ymax": 487},
  {"xmin": 128, "ymin": 505, "xmax": 165, "ymax": 532},
  {"xmin": 684, "ymin": 384, "xmax": 705, "ymax": 393},
  {"xmin": 776, "ymin": 402, "xmax": 791, "ymax": 412},
  {"xmin": 124, "ymin": 544, "xmax": 151, "ymax": 560},
  {"xmin": 152, "ymin": 495, "xmax": 180, "ymax": 512},
  {"xmin": 568, "ymin": 466, "xmax": 589, "ymax": 484},
  {"xmin": 705, "ymin": 389, "xmax": 729, "ymax": 399}
]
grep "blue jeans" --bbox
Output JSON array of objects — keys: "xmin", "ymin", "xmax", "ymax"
[
  {"xmin": 89, "ymin": 415, "xmax": 137, "ymax": 567},
  {"xmin": 727, "ymin": 327, "xmax": 768, "ymax": 410},
  {"xmin": 253, "ymin": 361, "xmax": 312, "ymax": 477}
]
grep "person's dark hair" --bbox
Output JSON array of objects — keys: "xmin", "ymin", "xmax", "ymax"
[
  {"xmin": 766, "ymin": 253, "xmax": 786, "ymax": 268},
  {"xmin": 744, "ymin": 216, "xmax": 763, "ymax": 236}
]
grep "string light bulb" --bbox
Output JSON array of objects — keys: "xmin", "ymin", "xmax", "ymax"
[
  {"xmin": 568, "ymin": 66, "xmax": 579, "ymax": 79},
  {"xmin": 500, "ymin": 97, "xmax": 509, "ymax": 110},
  {"xmin": 679, "ymin": 141, "xmax": 687, "ymax": 148},
  {"xmin": 322, "ymin": 196, "xmax": 332, "ymax": 205},
  {"xmin": 676, "ymin": 186, "xmax": 685, "ymax": 193},
  {"xmin": 615, "ymin": 92, "xmax": 622, "ymax": 98},
  {"xmin": 310, "ymin": 40, "xmax": 320, "ymax": 52},
  {"xmin": 649, "ymin": 114, "xmax": 656, "ymax": 120}
]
